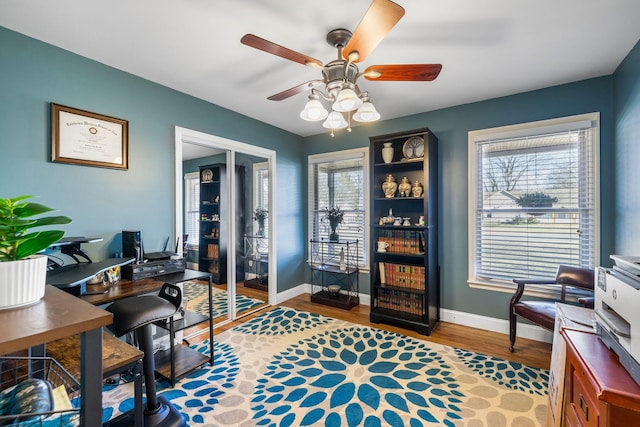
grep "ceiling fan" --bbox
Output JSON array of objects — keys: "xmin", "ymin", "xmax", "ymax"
[{"xmin": 241, "ymin": 0, "xmax": 442, "ymax": 134}]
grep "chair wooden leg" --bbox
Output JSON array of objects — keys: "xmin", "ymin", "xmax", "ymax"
[{"xmin": 509, "ymin": 312, "xmax": 517, "ymax": 352}]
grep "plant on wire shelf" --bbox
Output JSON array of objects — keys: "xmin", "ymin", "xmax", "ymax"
[
  {"xmin": 253, "ymin": 208, "xmax": 268, "ymax": 236},
  {"xmin": 322, "ymin": 206, "xmax": 344, "ymax": 241},
  {"xmin": 0, "ymin": 195, "xmax": 72, "ymax": 261}
]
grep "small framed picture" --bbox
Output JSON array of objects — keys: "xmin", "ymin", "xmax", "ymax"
[{"xmin": 51, "ymin": 103, "xmax": 129, "ymax": 170}]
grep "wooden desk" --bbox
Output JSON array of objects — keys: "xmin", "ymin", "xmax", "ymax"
[
  {"xmin": 47, "ymin": 332, "xmax": 144, "ymax": 426},
  {"xmin": 80, "ymin": 269, "xmax": 214, "ymax": 385},
  {"xmin": 81, "ymin": 269, "xmax": 210, "ymax": 306},
  {"xmin": 562, "ymin": 329, "xmax": 640, "ymax": 426},
  {"xmin": 0, "ymin": 286, "xmax": 112, "ymax": 427}
]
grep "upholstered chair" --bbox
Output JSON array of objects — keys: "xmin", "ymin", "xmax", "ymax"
[{"xmin": 509, "ymin": 264, "xmax": 594, "ymax": 352}]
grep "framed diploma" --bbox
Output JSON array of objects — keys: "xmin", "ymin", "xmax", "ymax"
[{"xmin": 51, "ymin": 103, "xmax": 129, "ymax": 170}]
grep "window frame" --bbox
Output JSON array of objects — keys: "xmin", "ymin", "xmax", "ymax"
[
  {"xmin": 183, "ymin": 171, "xmax": 200, "ymax": 247},
  {"xmin": 467, "ymin": 113, "xmax": 600, "ymax": 297},
  {"xmin": 308, "ymin": 147, "xmax": 370, "ymax": 271},
  {"xmin": 253, "ymin": 161, "xmax": 269, "ymax": 236}
]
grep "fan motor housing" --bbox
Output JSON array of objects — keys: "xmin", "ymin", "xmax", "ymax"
[{"xmin": 323, "ymin": 60, "xmax": 359, "ymax": 92}]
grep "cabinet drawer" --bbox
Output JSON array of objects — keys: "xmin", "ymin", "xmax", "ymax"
[
  {"xmin": 570, "ymin": 368, "xmax": 599, "ymax": 427},
  {"xmin": 564, "ymin": 401, "xmax": 582, "ymax": 427}
]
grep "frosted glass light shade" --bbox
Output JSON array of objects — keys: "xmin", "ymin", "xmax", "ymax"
[
  {"xmin": 353, "ymin": 101, "xmax": 380, "ymax": 122},
  {"xmin": 322, "ymin": 111, "xmax": 348, "ymax": 129},
  {"xmin": 300, "ymin": 99, "xmax": 328, "ymax": 121},
  {"xmin": 332, "ymin": 88, "xmax": 363, "ymax": 112}
]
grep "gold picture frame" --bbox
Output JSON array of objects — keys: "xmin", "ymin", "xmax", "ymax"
[{"xmin": 51, "ymin": 103, "xmax": 129, "ymax": 170}]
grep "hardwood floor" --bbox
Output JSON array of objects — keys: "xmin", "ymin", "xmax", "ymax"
[{"xmin": 190, "ymin": 288, "xmax": 552, "ymax": 370}]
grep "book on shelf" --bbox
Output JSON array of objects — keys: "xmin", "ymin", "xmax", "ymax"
[
  {"xmin": 376, "ymin": 288, "xmax": 424, "ymax": 317},
  {"xmin": 378, "ymin": 262, "xmax": 425, "ymax": 290},
  {"xmin": 377, "ymin": 229, "xmax": 425, "ymax": 255},
  {"xmin": 207, "ymin": 243, "xmax": 219, "ymax": 259}
]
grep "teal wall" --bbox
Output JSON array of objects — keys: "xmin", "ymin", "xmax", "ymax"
[
  {"xmin": 305, "ymin": 77, "xmax": 616, "ymax": 319},
  {"xmin": 614, "ymin": 39, "xmax": 640, "ymax": 254},
  {"xmin": 2, "ymin": 25, "xmax": 637, "ymax": 321},
  {"xmin": 0, "ymin": 27, "xmax": 305, "ymax": 292}
]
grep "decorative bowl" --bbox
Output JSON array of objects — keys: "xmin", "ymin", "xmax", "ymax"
[{"xmin": 327, "ymin": 284, "xmax": 341, "ymax": 296}]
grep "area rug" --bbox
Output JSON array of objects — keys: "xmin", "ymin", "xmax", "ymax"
[
  {"xmin": 103, "ymin": 307, "xmax": 548, "ymax": 426},
  {"xmin": 181, "ymin": 280, "xmax": 265, "ymax": 318}
]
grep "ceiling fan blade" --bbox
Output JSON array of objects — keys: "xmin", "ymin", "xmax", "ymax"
[
  {"xmin": 363, "ymin": 64, "xmax": 443, "ymax": 81},
  {"xmin": 267, "ymin": 81, "xmax": 322, "ymax": 101},
  {"xmin": 343, "ymin": 0, "xmax": 405, "ymax": 63},
  {"xmin": 241, "ymin": 34, "xmax": 323, "ymax": 68}
]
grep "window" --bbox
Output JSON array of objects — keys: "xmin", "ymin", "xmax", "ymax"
[
  {"xmin": 308, "ymin": 148, "xmax": 369, "ymax": 269},
  {"xmin": 253, "ymin": 162, "xmax": 269, "ymax": 236},
  {"xmin": 468, "ymin": 113, "xmax": 599, "ymax": 287},
  {"xmin": 184, "ymin": 172, "xmax": 200, "ymax": 247}
]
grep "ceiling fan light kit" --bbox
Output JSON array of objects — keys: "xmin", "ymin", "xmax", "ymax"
[
  {"xmin": 299, "ymin": 94, "xmax": 328, "ymax": 121},
  {"xmin": 323, "ymin": 111, "xmax": 348, "ymax": 130},
  {"xmin": 241, "ymin": 0, "xmax": 442, "ymax": 136},
  {"xmin": 352, "ymin": 93, "xmax": 380, "ymax": 123}
]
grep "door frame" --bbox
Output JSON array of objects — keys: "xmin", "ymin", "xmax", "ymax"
[{"xmin": 174, "ymin": 126, "xmax": 277, "ymax": 318}]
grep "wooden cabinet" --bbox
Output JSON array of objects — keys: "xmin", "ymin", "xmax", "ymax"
[
  {"xmin": 198, "ymin": 164, "xmax": 227, "ymax": 284},
  {"xmin": 369, "ymin": 128, "xmax": 439, "ymax": 335},
  {"xmin": 309, "ymin": 239, "xmax": 359, "ymax": 310},
  {"xmin": 562, "ymin": 329, "xmax": 640, "ymax": 426}
]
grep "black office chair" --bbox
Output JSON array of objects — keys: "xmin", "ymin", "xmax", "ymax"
[
  {"xmin": 509, "ymin": 264, "xmax": 594, "ymax": 352},
  {"xmin": 106, "ymin": 283, "xmax": 185, "ymax": 427}
]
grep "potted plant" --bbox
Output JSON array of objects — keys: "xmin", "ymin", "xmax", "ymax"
[
  {"xmin": 253, "ymin": 208, "xmax": 268, "ymax": 237},
  {"xmin": 322, "ymin": 206, "xmax": 344, "ymax": 242},
  {"xmin": 0, "ymin": 195, "xmax": 71, "ymax": 309}
]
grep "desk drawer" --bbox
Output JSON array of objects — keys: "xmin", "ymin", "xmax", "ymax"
[
  {"xmin": 569, "ymin": 367, "xmax": 600, "ymax": 427},
  {"xmin": 564, "ymin": 401, "xmax": 582, "ymax": 427}
]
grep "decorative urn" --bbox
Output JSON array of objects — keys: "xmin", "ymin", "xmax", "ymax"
[
  {"xmin": 381, "ymin": 142, "xmax": 394, "ymax": 163},
  {"xmin": 398, "ymin": 177, "xmax": 411, "ymax": 197},
  {"xmin": 412, "ymin": 181, "xmax": 424, "ymax": 198},
  {"xmin": 382, "ymin": 175, "xmax": 397, "ymax": 198}
]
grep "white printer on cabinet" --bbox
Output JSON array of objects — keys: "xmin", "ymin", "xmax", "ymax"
[{"xmin": 595, "ymin": 255, "xmax": 640, "ymax": 384}]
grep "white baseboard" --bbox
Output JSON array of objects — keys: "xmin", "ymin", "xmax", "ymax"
[
  {"xmin": 275, "ymin": 285, "xmax": 551, "ymax": 344},
  {"xmin": 274, "ymin": 283, "xmax": 309, "ymax": 304},
  {"xmin": 440, "ymin": 308, "xmax": 553, "ymax": 344}
]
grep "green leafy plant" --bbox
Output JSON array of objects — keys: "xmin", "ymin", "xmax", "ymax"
[{"xmin": 0, "ymin": 195, "xmax": 71, "ymax": 261}]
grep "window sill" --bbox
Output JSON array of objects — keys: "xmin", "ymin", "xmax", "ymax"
[{"xmin": 468, "ymin": 278, "xmax": 591, "ymax": 302}]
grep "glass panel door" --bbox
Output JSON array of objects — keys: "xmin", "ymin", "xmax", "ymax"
[{"xmin": 176, "ymin": 126, "xmax": 276, "ymax": 331}]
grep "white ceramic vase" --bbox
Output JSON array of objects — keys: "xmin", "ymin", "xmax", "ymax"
[
  {"xmin": 0, "ymin": 254, "xmax": 47, "ymax": 310},
  {"xmin": 382, "ymin": 142, "xmax": 394, "ymax": 163}
]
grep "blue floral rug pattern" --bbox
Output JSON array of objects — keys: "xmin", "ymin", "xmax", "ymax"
[
  {"xmin": 103, "ymin": 307, "xmax": 548, "ymax": 426},
  {"xmin": 182, "ymin": 281, "xmax": 265, "ymax": 319}
]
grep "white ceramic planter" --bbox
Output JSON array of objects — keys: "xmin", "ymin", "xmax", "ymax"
[{"xmin": 0, "ymin": 254, "xmax": 47, "ymax": 310}]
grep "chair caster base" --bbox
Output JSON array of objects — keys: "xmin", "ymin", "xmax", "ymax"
[{"xmin": 145, "ymin": 395, "xmax": 185, "ymax": 427}]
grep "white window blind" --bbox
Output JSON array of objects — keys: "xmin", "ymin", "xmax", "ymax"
[
  {"xmin": 469, "ymin": 114, "xmax": 599, "ymax": 282},
  {"xmin": 254, "ymin": 163, "xmax": 269, "ymax": 236},
  {"xmin": 309, "ymin": 149, "xmax": 368, "ymax": 268},
  {"xmin": 184, "ymin": 172, "xmax": 200, "ymax": 247}
]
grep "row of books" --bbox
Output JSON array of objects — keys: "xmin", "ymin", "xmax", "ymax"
[
  {"xmin": 208, "ymin": 263, "xmax": 220, "ymax": 274},
  {"xmin": 205, "ymin": 228, "xmax": 220, "ymax": 238},
  {"xmin": 378, "ymin": 229, "xmax": 424, "ymax": 254},
  {"xmin": 376, "ymin": 288, "xmax": 424, "ymax": 317},
  {"xmin": 379, "ymin": 262, "xmax": 425, "ymax": 290},
  {"xmin": 207, "ymin": 243, "xmax": 219, "ymax": 259}
]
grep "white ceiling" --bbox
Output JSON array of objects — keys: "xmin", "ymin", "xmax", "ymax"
[{"xmin": 1, "ymin": 0, "xmax": 639, "ymax": 137}]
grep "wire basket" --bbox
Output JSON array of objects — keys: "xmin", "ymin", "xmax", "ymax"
[{"xmin": 0, "ymin": 356, "xmax": 80, "ymax": 426}]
